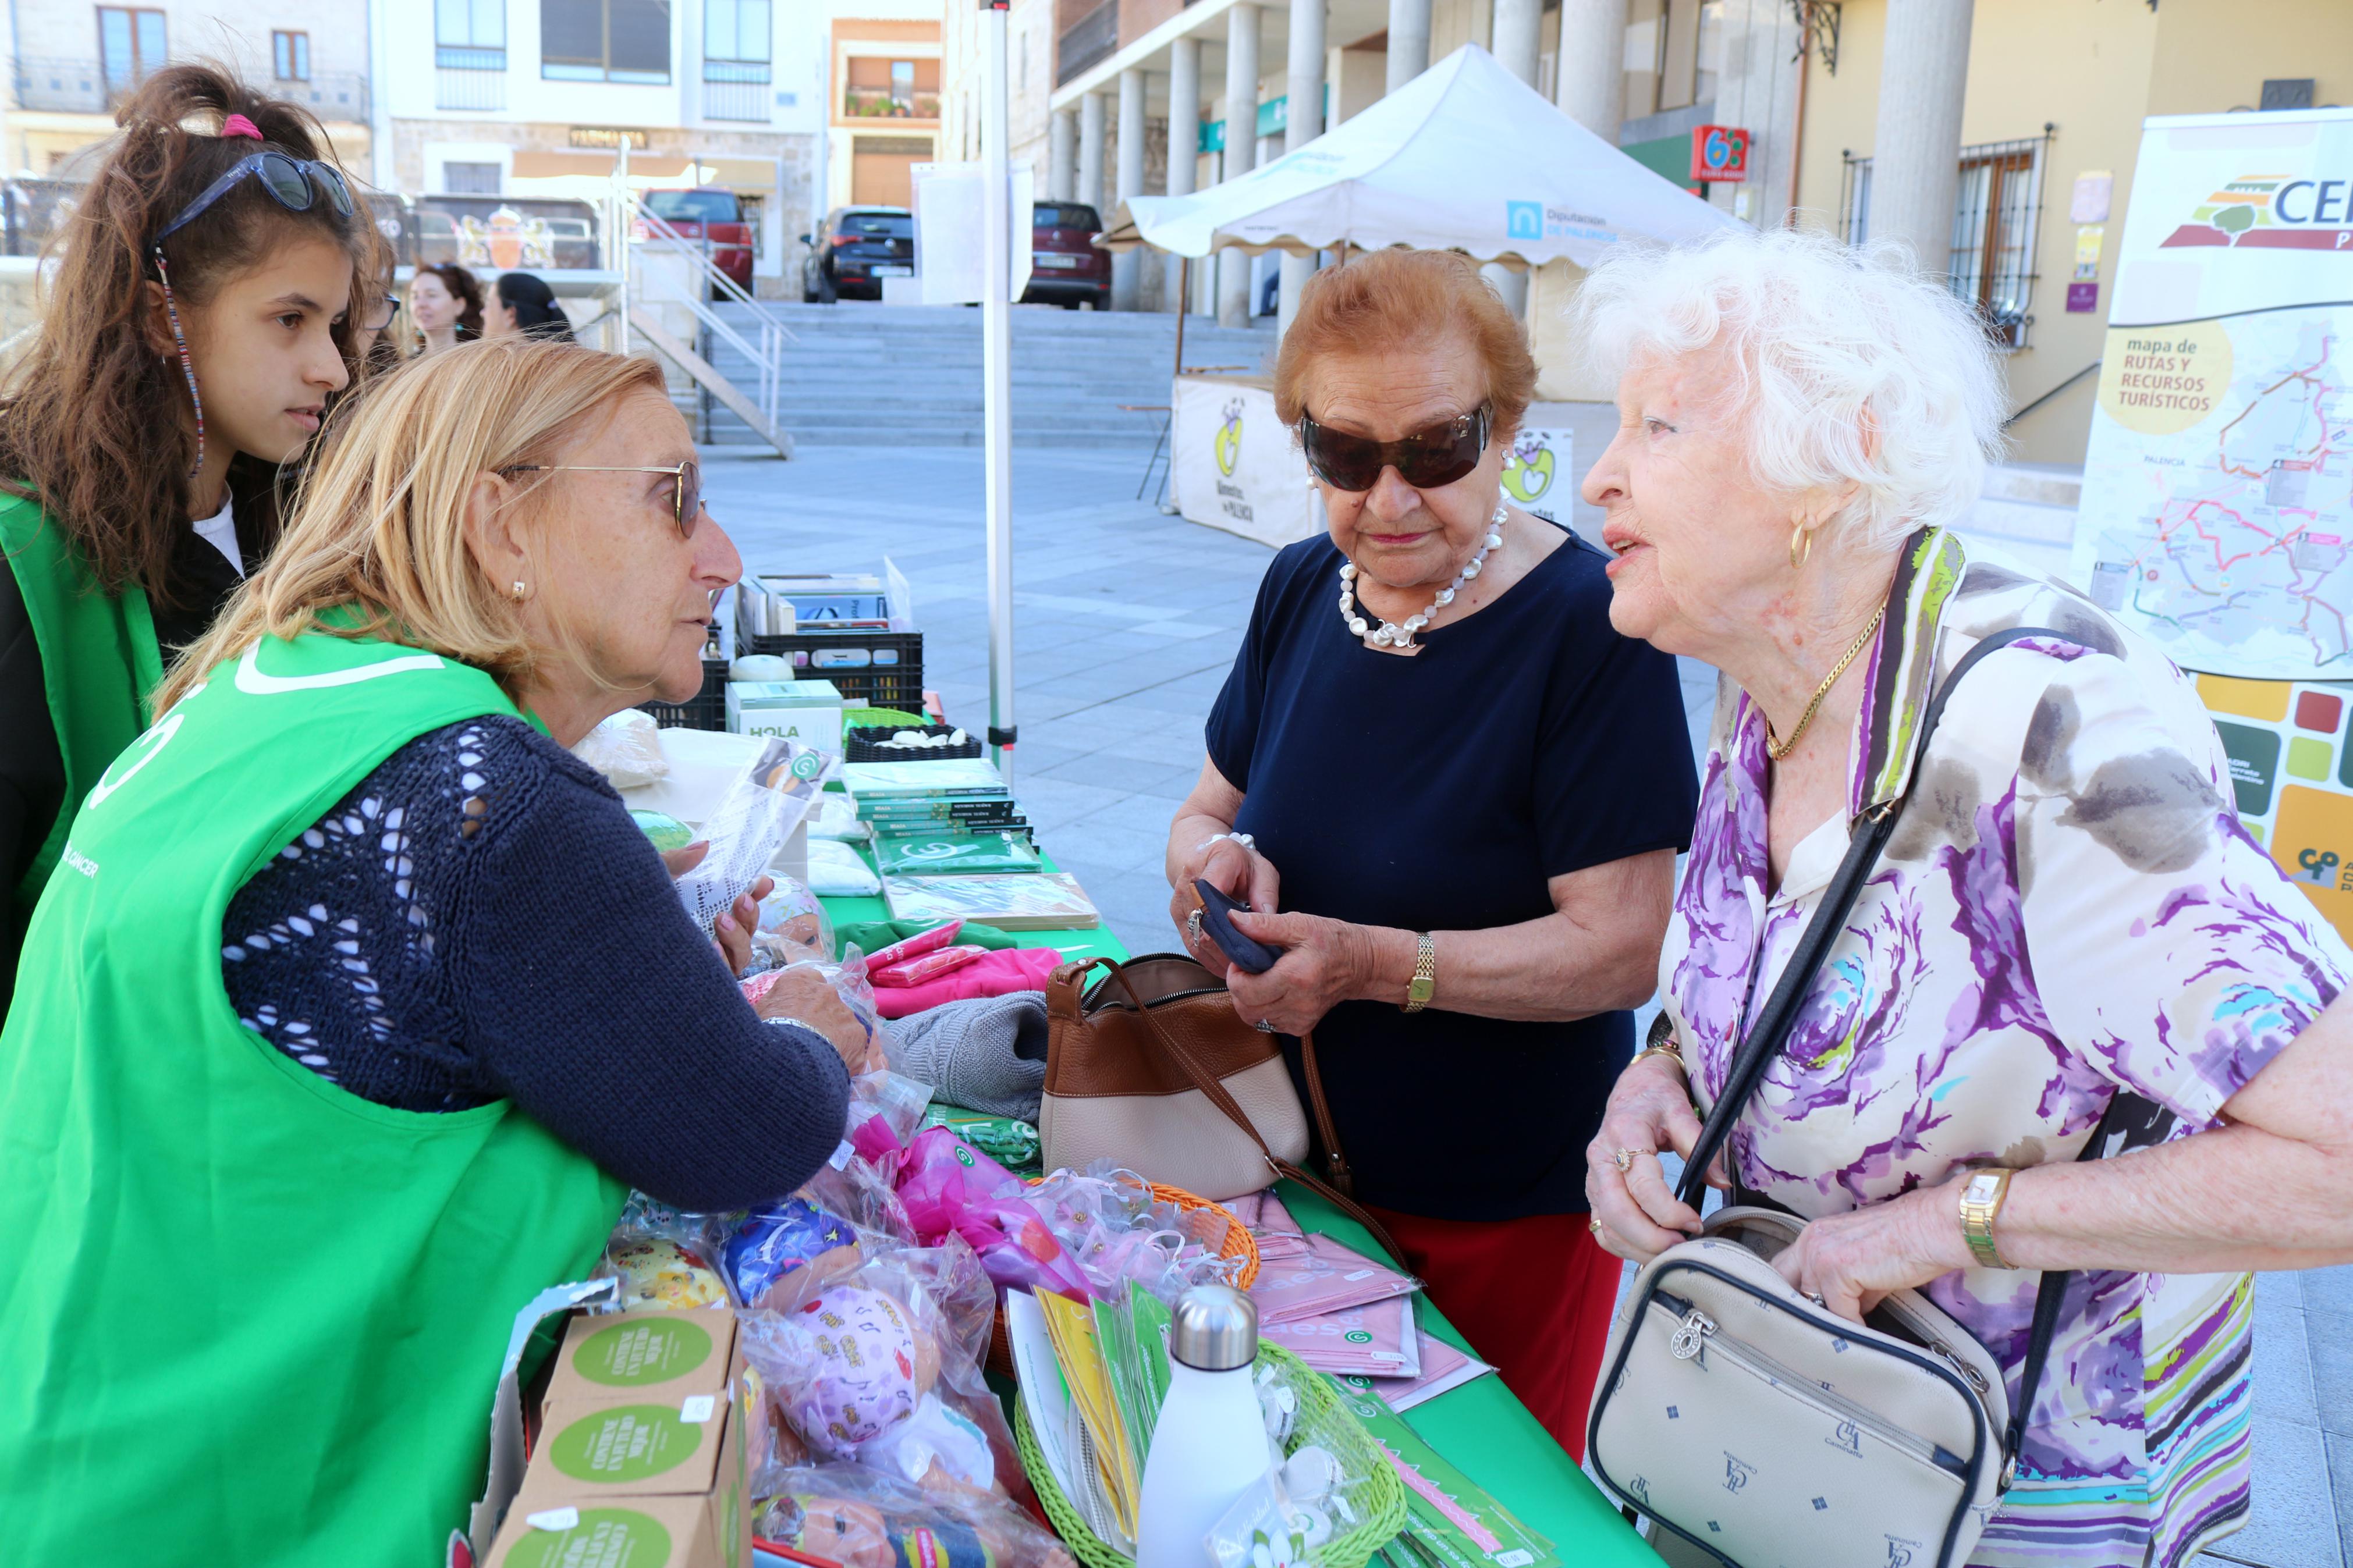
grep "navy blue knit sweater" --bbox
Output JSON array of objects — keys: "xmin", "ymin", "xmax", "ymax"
[{"xmin": 220, "ymin": 714, "xmax": 849, "ymax": 1213}]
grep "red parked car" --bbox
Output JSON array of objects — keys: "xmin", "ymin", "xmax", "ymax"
[
  {"xmin": 642, "ymin": 187, "xmax": 755, "ymax": 294},
  {"xmin": 1023, "ymin": 201, "xmax": 1110, "ymax": 310}
]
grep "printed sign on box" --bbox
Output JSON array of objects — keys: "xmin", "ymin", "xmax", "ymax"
[{"xmin": 1169, "ymin": 378, "xmax": 1316, "ymax": 548}]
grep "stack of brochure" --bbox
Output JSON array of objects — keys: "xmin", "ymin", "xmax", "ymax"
[
  {"xmin": 1003, "ymin": 1285, "xmax": 1173, "ymax": 1554},
  {"xmin": 844, "ymin": 757, "xmax": 1044, "ymax": 876}
]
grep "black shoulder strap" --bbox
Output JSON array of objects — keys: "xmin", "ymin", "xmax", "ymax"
[
  {"xmin": 1675, "ymin": 625, "xmax": 2068, "ymax": 1208},
  {"xmin": 1665, "ymin": 624, "xmax": 2113, "ymax": 1481}
]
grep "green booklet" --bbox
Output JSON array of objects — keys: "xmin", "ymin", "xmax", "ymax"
[
  {"xmin": 874, "ymin": 830, "xmax": 1042, "ymax": 876},
  {"xmin": 1332, "ymin": 1381, "xmax": 1560, "ymax": 1568}
]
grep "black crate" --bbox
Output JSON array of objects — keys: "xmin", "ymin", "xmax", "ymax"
[
  {"xmin": 843, "ymin": 723, "xmax": 982, "ymax": 763},
  {"xmin": 638, "ymin": 656, "xmax": 731, "ymax": 730},
  {"xmin": 733, "ymin": 626, "xmax": 925, "ymax": 711}
]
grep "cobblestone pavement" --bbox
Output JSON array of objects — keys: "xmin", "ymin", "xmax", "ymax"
[{"xmin": 706, "ymin": 440, "xmax": 2350, "ymax": 1568}]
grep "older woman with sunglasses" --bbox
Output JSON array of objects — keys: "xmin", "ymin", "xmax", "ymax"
[
  {"xmin": 0, "ymin": 337, "xmax": 869, "ymax": 1558},
  {"xmin": 1163, "ymin": 249, "xmax": 1698, "ymax": 1454}
]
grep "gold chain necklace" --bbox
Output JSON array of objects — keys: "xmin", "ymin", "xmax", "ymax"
[{"xmin": 1765, "ymin": 603, "xmax": 1887, "ymax": 762}]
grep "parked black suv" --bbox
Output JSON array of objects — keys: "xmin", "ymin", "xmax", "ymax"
[{"xmin": 800, "ymin": 206, "xmax": 913, "ymax": 302}]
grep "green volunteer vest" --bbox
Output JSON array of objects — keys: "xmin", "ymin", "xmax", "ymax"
[
  {"xmin": 0, "ymin": 491, "xmax": 162, "ymax": 919},
  {"xmin": 0, "ymin": 626, "xmax": 627, "ymax": 1565}
]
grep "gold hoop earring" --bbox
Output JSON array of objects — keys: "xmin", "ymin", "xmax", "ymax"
[
  {"xmin": 1789, "ymin": 522, "xmax": 1812, "ymax": 572},
  {"xmin": 510, "ymin": 580, "xmax": 528, "ymax": 602}
]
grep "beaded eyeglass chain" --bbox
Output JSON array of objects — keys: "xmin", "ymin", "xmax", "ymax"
[{"xmin": 152, "ymin": 248, "xmax": 205, "ymax": 484}]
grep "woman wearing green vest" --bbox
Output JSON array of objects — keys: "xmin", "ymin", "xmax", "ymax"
[
  {"xmin": 0, "ymin": 337, "xmax": 865, "ymax": 1563},
  {"xmin": 0, "ymin": 66, "xmax": 391, "ymax": 1024}
]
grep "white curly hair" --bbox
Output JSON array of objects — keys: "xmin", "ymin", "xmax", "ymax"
[{"xmin": 1573, "ymin": 227, "xmax": 2009, "ymax": 549}]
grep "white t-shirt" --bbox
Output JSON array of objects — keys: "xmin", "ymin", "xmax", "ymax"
[{"xmin": 191, "ymin": 496, "xmax": 242, "ymax": 578}]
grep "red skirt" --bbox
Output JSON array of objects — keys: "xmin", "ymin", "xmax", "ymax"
[{"xmin": 1364, "ymin": 1204, "xmax": 1623, "ymax": 1460}]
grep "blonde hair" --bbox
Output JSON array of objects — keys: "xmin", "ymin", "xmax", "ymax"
[{"xmin": 156, "ymin": 337, "xmax": 669, "ymax": 713}]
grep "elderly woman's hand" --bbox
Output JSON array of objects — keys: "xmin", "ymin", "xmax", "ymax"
[
  {"xmin": 1585, "ymin": 1053, "xmax": 1711, "ymax": 1262},
  {"xmin": 1221, "ymin": 910, "xmax": 1372, "ymax": 1036},
  {"xmin": 1769, "ymin": 1179, "xmax": 1975, "ymax": 1322},
  {"xmin": 1169, "ymin": 834, "xmax": 1282, "ymax": 976},
  {"xmin": 660, "ymin": 840, "xmax": 769, "ymax": 976},
  {"xmin": 752, "ymin": 965, "xmax": 881, "ymax": 1073}
]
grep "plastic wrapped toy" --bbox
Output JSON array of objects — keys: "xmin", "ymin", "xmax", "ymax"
[
  {"xmin": 894, "ymin": 1128, "xmax": 1096, "ymax": 1302},
  {"xmin": 597, "ymin": 1235, "xmax": 728, "ymax": 1311},
  {"xmin": 722, "ymin": 1197, "xmax": 864, "ymax": 1310},
  {"xmin": 750, "ymin": 877, "xmax": 836, "ymax": 970},
  {"xmin": 759, "ymin": 1464, "xmax": 1077, "ymax": 1568},
  {"xmin": 739, "ymin": 1238, "xmax": 1027, "ymax": 1503}
]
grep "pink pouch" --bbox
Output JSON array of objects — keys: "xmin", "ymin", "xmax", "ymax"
[
  {"xmin": 1223, "ymin": 1189, "xmax": 1310, "ymax": 1258},
  {"xmin": 894, "ymin": 1128, "xmax": 1095, "ymax": 1300},
  {"xmin": 871, "ymin": 944, "xmax": 988, "ymax": 988},
  {"xmin": 869, "ymin": 947, "xmax": 1064, "ymax": 1019},
  {"xmin": 1248, "ymin": 1232, "xmax": 1421, "ymax": 1325},
  {"xmin": 865, "ymin": 919, "xmax": 964, "ymax": 970},
  {"xmin": 1361, "ymin": 1331, "xmax": 1497, "ymax": 1413},
  {"xmin": 1258, "ymin": 1296, "xmax": 1421, "ymax": 1377}
]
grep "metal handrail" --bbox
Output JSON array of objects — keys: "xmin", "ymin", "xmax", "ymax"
[{"xmin": 620, "ymin": 190, "xmax": 796, "ymax": 430}]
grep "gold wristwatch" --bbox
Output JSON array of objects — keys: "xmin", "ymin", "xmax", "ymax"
[
  {"xmin": 1403, "ymin": 931, "xmax": 1436, "ymax": 1012},
  {"xmin": 1958, "ymin": 1168, "xmax": 2016, "ymax": 1270}
]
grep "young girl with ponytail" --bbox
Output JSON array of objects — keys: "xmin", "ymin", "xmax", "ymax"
[{"xmin": 0, "ymin": 65, "xmax": 385, "ymax": 1019}]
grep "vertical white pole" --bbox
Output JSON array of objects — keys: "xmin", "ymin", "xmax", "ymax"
[
  {"xmin": 1274, "ymin": 0, "xmax": 1325, "ymax": 336},
  {"xmin": 982, "ymin": 0, "xmax": 1018, "ymax": 783},
  {"xmin": 616, "ymin": 140, "xmax": 633, "ymax": 355}
]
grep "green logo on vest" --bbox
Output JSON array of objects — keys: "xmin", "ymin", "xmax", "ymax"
[
  {"xmin": 573, "ymin": 1318, "xmax": 715, "ymax": 1386},
  {"xmin": 547, "ymin": 1405, "xmax": 704, "ymax": 1484},
  {"xmin": 503, "ymin": 1507, "xmax": 673, "ymax": 1568}
]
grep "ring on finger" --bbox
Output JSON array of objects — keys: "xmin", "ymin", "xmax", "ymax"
[
  {"xmin": 1254, "ymin": 1018, "xmax": 1277, "ymax": 1033},
  {"xmin": 1612, "ymin": 1147, "xmax": 1648, "ymax": 1173},
  {"xmin": 1588, "ymin": 1217, "xmax": 1605, "ymax": 1236},
  {"xmin": 1802, "ymin": 1290, "xmax": 1827, "ymax": 1308},
  {"xmin": 1186, "ymin": 908, "xmax": 1205, "ymax": 943}
]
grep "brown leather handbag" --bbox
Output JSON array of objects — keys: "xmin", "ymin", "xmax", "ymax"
[{"xmin": 1039, "ymin": 953, "xmax": 1405, "ymax": 1263}]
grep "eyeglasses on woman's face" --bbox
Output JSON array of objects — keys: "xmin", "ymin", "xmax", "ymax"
[
  {"xmin": 1300, "ymin": 404, "xmax": 1493, "ymax": 492},
  {"xmin": 499, "ymin": 460, "xmax": 704, "ymax": 539}
]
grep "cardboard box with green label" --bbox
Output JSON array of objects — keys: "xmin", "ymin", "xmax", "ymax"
[
  {"xmin": 490, "ymin": 1307, "xmax": 752, "ymax": 1567},
  {"xmin": 726, "ymin": 679, "xmax": 844, "ymax": 756}
]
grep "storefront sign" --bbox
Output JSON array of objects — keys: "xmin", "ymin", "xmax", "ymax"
[
  {"xmin": 568, "ymin": 127, "xmax": 652, "ymax": 150},
  {"xmin": 1690, "ymin": 125, "xmax": 1751, "ymax": 183},
  {"xmin": 1170, "ymin": 378, "xmax": 1315, "ymax": 549}
]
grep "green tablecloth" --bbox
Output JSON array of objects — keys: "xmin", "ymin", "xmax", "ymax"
[{"xmin": 816, "ymin": 845, "xmax": 1655, "ymax": 1565}]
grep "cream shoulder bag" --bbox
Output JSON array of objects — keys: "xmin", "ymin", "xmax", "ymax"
[{"xmin": 1587, "ymin": 627, "xmax": 2137, "ymax": 1568}]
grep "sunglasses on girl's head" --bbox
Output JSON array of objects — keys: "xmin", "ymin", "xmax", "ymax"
[
  {"xmin": 1300, "ymin": 403, "xmax": 1492, "ymax": 493},
  {"xmin": 499, "ymin": 460, "xmax": 705, "ymax": 540},
  {"xmin": 153, "ymin": 151, "xmax": 355, "ymax": 247}
]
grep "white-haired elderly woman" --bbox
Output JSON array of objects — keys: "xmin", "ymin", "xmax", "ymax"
[{"xmin": 1579, "ymin": 227, "xmax": 2353, "ymax": 1568}]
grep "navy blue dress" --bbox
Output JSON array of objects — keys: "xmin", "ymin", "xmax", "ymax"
[{"xmin": 1205, "ymin": 525, "xmax": 1698, "ymax": 1221}]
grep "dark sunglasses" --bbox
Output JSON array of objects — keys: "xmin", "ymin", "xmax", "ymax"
[
  {"xmin": 499, "ymin": 460, "xmax": 704, "ymax": 540},
  {"xmin": 154, "ymin": 151, "xmax": 355, "ymax": 246},
  {"xmin": 1299, "ymin": 403, "xmax": 1492, "ymax": 492}
]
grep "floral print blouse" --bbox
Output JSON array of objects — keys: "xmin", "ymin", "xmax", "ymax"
[{"xmin": 1660, "ymin": 528, "xmax": 2351, "ymax": 1568}]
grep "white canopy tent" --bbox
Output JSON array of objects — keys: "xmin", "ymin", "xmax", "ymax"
[{"xmin": 1097, "ymin": 42, "xmax": 1739, "ymax": 266}]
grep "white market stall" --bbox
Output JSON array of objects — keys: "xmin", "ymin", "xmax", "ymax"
[{"xmin": 1101, "ymin": 42, "xmax": 1738, "ymax": 545}]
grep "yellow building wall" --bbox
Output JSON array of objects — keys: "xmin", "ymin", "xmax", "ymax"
[{"xmin": 1789, "ymin": 0, "xmax": 2353, "ymax": 468}]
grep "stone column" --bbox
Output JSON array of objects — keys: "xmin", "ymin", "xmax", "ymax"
[
  {"xmin": 1275, "ymin": 0, "xmax": 1326, "ymax": 335},
  {"xmin": 1871, "ymin": 0, "xmax": 1974, "ymax": 276},
  {"xmin": 1218, "ymin": 3, "xmax": 1262, "ymax": 328},
  {"xmin": 1078, "ymin": 90, "xmax": 1108, "ymax": 217},
  {"xmin": 1485, "ymin": 0, "xmax": 1544, "ymax": 314},
  {"xmin": 1049, "ymin": 108, "xmax": 1078, "ymax": 202},
  {"xmin": 1552, "ymin": 0, "xmax": 1626, "ymax": 134},
  {"xmin": 1113, "ymin": 68, "xmax": 1148, "ymax": 310},
  {"xmin": 1166, "ymin": 37, "xmax": 1204, "ymax": 313},
  {"xmin": 1386, "ymin": 0, "xmax": 1431, "ymax": 91}
]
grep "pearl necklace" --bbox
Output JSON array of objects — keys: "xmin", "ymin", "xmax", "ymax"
[{"xmin": 1338, "ymin": 504, "xmax": 1507, "ymax": 649}]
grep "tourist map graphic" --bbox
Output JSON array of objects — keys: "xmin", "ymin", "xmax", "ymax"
[{"xmin": 2073, "ymin": 304, "xmax": 2352, "ymax": 680}]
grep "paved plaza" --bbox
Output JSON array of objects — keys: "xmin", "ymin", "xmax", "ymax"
[{"xmin": 705, "ymin": 440, "xmax": 2352, "ymax": 1568}]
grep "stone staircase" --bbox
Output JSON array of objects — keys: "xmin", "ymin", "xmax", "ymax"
[{"xmin": 680, "ymin": 301, "xmax": 1277, "ymax": 449}]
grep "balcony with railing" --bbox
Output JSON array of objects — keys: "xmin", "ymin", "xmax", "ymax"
[
  {"xmin": 15, "ymin": 58, "xmax": 107, "ymax": 114},
  {"xmin": 1056, "ymin": 1, "xmax": 1117, "ymax": 86},
  {"xmin": 703, "ymin": 60, "xmax": 771, "ymax": 122},
  {"xmin": 436, "ymin": 46, "xmax": 507, "ymax": 112},
  {"xmin": 841, "ymin": 87, "xmax": 940, "ymax": 120}
]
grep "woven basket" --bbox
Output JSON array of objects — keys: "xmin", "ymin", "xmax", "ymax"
[
  {"xmin": 985, "ymin": 1183, "xmax": 1259, "ymax": 1380},
  {"xmin": 1014, "ymin": 1341, "xmax": 1408, "ymax": 1568}
]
